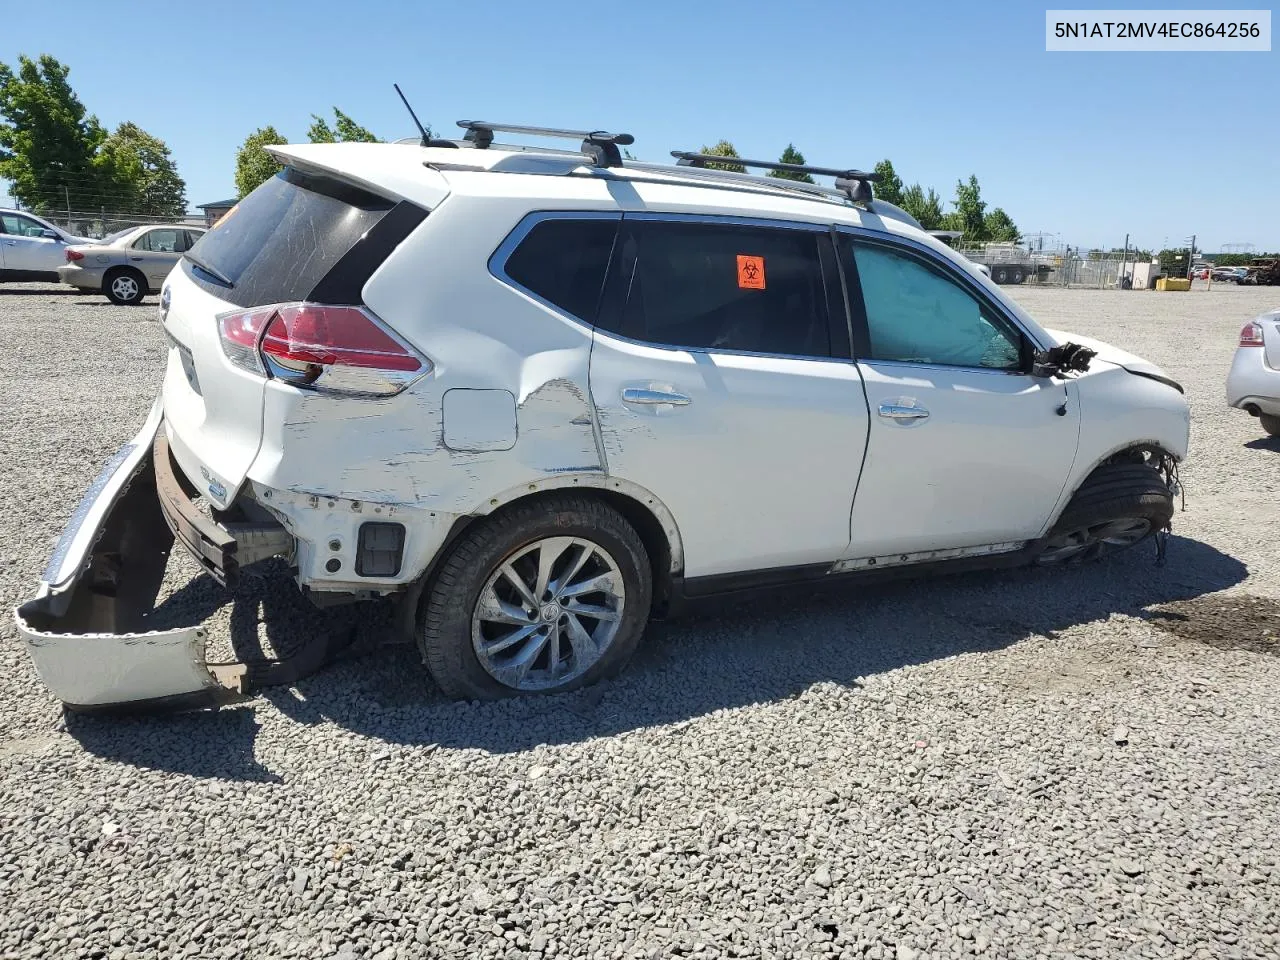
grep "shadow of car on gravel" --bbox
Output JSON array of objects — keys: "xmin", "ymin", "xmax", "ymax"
[
  {"xmin": 1243, "ymin": 435, "xmax": 1280, "ymax": 452},
  {"xmin": 66, "ymin": 534, "xmax": 1247, "ymax": 779}
]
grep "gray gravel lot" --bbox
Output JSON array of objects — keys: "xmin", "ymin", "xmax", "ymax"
[{"xmin": 1, "ymin": 281, "xmax": 1278, "ymax": 960}]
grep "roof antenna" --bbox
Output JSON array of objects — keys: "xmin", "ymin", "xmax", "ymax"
[{"xmin": 394, "ymin": 83, "xmax": 431, "ymax": 146}]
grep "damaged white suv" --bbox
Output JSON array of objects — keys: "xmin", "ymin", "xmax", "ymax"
[{"xmin": 17, "ymin": 124, "xmax": 1190, "ymax": 710}]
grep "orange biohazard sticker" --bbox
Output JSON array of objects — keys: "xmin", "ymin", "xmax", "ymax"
[{"xmin": 737, "ymin": 254, "xmax": 766, "ymax": 290}]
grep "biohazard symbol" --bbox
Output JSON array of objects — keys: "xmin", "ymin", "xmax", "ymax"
[{"xmin": 737, "ymin": 254, "xmax": 766, "ymax": 290}]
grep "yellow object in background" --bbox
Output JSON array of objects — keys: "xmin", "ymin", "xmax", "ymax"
[{"xmin": 1156, "ymin": 277, "xmax": 1191, "ymax": 292}]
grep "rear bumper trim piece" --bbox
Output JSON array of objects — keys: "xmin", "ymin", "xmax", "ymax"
[{"xmin": 12, "ymin": 403, "xmax": 329, "ymax": 713}]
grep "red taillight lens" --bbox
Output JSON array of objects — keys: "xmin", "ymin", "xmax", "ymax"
[
  {"xmin": 1240, "ymin": 322, "xmax": 1265, "ymax": 347},
  {"xmin": 216, "ymin": 302, "xmax": 428, "ymax": 396},
  {"xmin": 65, "ymin": 248, "xmax": 84, "ymax": 262}
]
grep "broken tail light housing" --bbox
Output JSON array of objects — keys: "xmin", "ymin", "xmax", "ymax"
[
  {"xmin": 1239, "ymin": 321, "xmax": 1265, "ymax": 348},
  {"xmin": 216, "ymin": 303, "xmax": 430, "ymax": 397},
  {"xmin": 65, "ymin": 248, "xmax": 84, "ymax": 262}
]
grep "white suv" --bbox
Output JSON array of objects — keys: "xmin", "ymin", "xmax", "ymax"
[{"xmin": 16, "ymin": 125, "xmax": 1191, "ymax": 709}]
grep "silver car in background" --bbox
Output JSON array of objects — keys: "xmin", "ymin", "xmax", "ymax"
[
  {"xmin": 59, "ymin": 224, "xmax": 205, "ymax": 305},
  {"xmin": 1227, "ymin": 309, "xmax": 1280, "ymax": 437}
]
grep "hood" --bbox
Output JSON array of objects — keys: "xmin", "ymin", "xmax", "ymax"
[{"xmin": 1042, "ymin": 328, "xmax": 1183, "ymax": 393}]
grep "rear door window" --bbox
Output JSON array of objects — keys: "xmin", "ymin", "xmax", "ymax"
[
  {"xmin": 598, "ymin": 219, "xmax": 833, "ymax": 358},
  {"xmin": 184, "ymin": 168, "xmax": 400, "ymax": 307},
  {"xmin": 134, "ymin": 229, "xmax": 184, "ymax": 253},
  {"xmin": 501, "ymin": 217, "xmax": 618, "ymax": 323}
]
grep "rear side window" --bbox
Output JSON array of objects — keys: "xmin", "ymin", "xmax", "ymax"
[
  {"xmin": 502, "ymin": 217, "xmax": 618, "ymax": 323},
  {"xmin": 184, "ymin": 168, "xmax": 405, "ymax": 307},
  {"xmin": 599, "ymin": 220, "xmax": 832, "ymax": 358}
]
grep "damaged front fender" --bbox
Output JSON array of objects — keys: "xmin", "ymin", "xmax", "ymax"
[{"xmin": 15, "ymin": 400, "xmax": 270, "ymax": 712}]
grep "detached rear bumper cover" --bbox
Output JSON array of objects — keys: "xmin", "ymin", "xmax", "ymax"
[{"xmin": 14, "ymin": 400, "xmax": 289, "ymax": 711}]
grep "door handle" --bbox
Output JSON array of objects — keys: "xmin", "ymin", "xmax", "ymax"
[
  {"xmin": 621, "ymin": 387, "xmax": 691, "ymax": 406},
  {"xmin": 129, "ymin": 256, "xmax": 144, "ymax": 261},
  {"xmin": 878, "ymin": 401, "xmax": 929, "ymax": 421},
  {"xmin": 3, "ymin": 240, "xmax": 15, "ymax": 245}
]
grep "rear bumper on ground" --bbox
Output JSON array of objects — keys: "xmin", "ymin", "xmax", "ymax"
[{"xmin": 13, "ymin": 401, "xmax": 303, "ymax": 711}]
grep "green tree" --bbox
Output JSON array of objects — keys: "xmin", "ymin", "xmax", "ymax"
[
  {"xmin": 0, "ymin": 54, "xmax": 107, "ymax": 212},
  {"xmin": 872, "ymin": 159, "xmax": 904, "ymax": 207},
  {"xmin": 983, "ymin": 207, "xmax": 1020, "ymax": 243},
  {"xmin": 235, "ymin": 126, "xmax": 287, "ymax": 199},
  {"xmin": 899, "ymin": 184, "xmax": 944, "ymax": 230},
  {"xmin": 950, "ymin": 174, "xmax": 988, "ymax": 240},
  {"xmin": 768, "ymin": 144, "xmax": 813, "ymax": 182},
  {"xmin": 699, "ymin": 139, "xmax": 745, "ymax": 173},
  {"xmin": 308, "ymin": 107, "xmax": 379, "ymax": 144},
  {"xmin": 96, "ymin": 122, "xmax": 186, "ymax": 216}
]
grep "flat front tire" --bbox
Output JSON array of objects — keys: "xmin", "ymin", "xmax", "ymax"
[
  {"xmin": 419, "ymin": 495, "xmax": 653, "ymax": 700},
  {"xmin": 1036, "ymin": 462, "xmax": 1173, "ymax": 565}
]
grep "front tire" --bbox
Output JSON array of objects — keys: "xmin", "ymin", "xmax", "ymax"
[
  {"xmin": 104, "ymin": 269, "xmax": 147, "ymax": 305},
  {"xmin": 1260, "ymin": 414, "xmax": 1280, "ymax": 437},
  {"xmin": 1035, "ymin": 462, "xmax": 1173, "ymax": 565},
  {"xmin": 419, "ymin": 495, "xmax": 653, "ymax": 700}
]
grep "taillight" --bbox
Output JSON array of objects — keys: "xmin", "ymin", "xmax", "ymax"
[
  {"xmin": 216, "ymin": 303, "xmax": 428, "ymax": 397},
  {"xmin": 65, "ymin": 248, "xmax": 84, "ymax": 262},
  {"xmin": 1240, "ymin": 322, "xmax": 1265, "ymax": 347}
]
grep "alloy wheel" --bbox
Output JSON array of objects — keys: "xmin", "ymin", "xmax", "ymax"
[
  {"xmin": 111, "ymin": 275, "xmax": 140, "ymax": 302},
  {"xmin": 1036, "ymin": 517, "xmax": 1152, "ymax": 565},
  {"xmin": 471, "ymin": 536, "xmax": 625, "ymax": 691}
]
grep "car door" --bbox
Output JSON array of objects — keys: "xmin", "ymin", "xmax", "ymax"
[
  {"xmin": 587, "ymin": 214, "xmax": 869, "ymax": 581},
  {"xmin": 130, "ymin": 228, "xmax": 185, "ymax": 286},
  {"xmin": 0, "ymin": 212, "xmax": 62, "ymax": 274},
  {"xmin": 839, "ymin": 233, "xmax": 1080, "ymax": 562}
]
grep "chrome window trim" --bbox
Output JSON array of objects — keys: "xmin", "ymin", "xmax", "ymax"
[
  {"xmin": 835, "ymin": 225, "xmax": 1050, "ymax": 357},
  {"xmin": 487, "ymin": 210, "xmax": 623, "ymax": 328}
]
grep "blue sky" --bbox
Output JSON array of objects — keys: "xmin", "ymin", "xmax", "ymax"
[{"xmin": 2, "ymin": 0, "xmax": 1276, "ymax": 251}]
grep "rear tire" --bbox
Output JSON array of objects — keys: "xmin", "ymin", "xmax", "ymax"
[
  {"xmin": 419, "ymin": 495, "xmax": 652, "ymax": 700},
  {"xmin": 1260, "ymin": 414, "xmax": 1280, "ymax": 437},
  {"xmin": 1011, "ymin": 267, "xmax": 1026, "ymax": 284},
  {"xmin": 104, "ymin": 269, "xmax": 146, "ymax": 305},
  {"xmin": 1035, "ymin": 462, "xmax": 1173, "ymax": 565},
  {"xmin": 993, "ymin": 267, "xmax": 1009, "ymax": 284}
]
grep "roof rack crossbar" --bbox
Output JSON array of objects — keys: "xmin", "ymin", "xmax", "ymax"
[
  {"xmin": 457, "ymin": 121, "xmax": 633, "ymax": 168},
  {"xmin": 670, "ymin": 151, "xmax": 880, "ymax": 204}
]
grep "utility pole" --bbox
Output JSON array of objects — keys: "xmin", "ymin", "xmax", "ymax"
[
  {"xmin": 64, "ymin": 185, "xmax": 72, "ymax": 226},
  {"xmin": 1120, "ymin": 233, "xmax": 1130, "ymax": 289},
  {"xmin": 1184, "ymin": 234, "xmax": 1196, "ymax": 279}
]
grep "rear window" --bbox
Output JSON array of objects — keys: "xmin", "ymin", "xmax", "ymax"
[
  {"xmin": 184, "ymin": 168, "xmax": 398, "ymax": 307},
  {"xmin": 502, "ymin": 217, "xmax": 618, "ymax": 323}
]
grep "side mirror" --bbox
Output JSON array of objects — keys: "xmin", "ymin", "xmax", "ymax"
[
  {"xmin": 1033, "ymin": 342, "xmax": 1096, "ymax": 379},
  {"xmin": 40, "ymin": 229, "xmax": 61, "ymax": 241}
]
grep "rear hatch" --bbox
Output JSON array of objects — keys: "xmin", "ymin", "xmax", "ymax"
[{"xmin": 161, "ymin": 160, "xmax": 441, "ymax": 505}]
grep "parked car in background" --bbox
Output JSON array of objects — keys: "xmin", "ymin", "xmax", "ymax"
[
  {"xmin": 0, "ymin": 209, "xmax": 95, "ymax": 283},
  {"xmin": 1227, "ymin": 310, "xmax": 1280, "ymax": 437},
  {"xmin": 58, "ymin": 224, "xmax": 205, "ymax": 305}
]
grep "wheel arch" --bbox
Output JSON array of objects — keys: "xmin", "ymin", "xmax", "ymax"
[
  {"xmin": 411, "ymin": 474, "xmax": 684, "ymax": 623},
  {"xmin": 1044, "ymin": 440, "xmax": 1180, "ymax": 534}
]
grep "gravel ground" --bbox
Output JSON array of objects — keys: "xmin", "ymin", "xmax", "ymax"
[{"xmin": 1, "ymin": 281, "xmax": 1278, "ymax": 960}]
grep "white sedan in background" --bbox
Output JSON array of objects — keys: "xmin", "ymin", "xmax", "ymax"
[
  {"xmin": 1227, "ymin": 309, "xmax": 1280, "ymax": 436},
  {"xmin": 0, "ymin": 209, "xmax": 95, "ymax": 283}
]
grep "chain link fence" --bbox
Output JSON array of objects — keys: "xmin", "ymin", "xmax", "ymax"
[
  {"xmin": 39, "ymin": 209, "xmax": 207, "ymax": 240},
  {"xmin": 957, "ymin": 243, "xmax": 1158, "ymax": 289}
]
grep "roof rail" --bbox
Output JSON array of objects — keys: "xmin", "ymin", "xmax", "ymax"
[
  {"xmin": 670, "ymin": 151, "xmax": 880, "ymax": 204},
  {"xmin": 457, "ymin": 121, "xmax": 633, "ymax": 168}
]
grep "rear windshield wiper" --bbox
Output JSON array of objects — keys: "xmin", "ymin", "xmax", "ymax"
[{"xmin": 183, "ymin": 252, "xmax": 235, "ymax": 289}]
